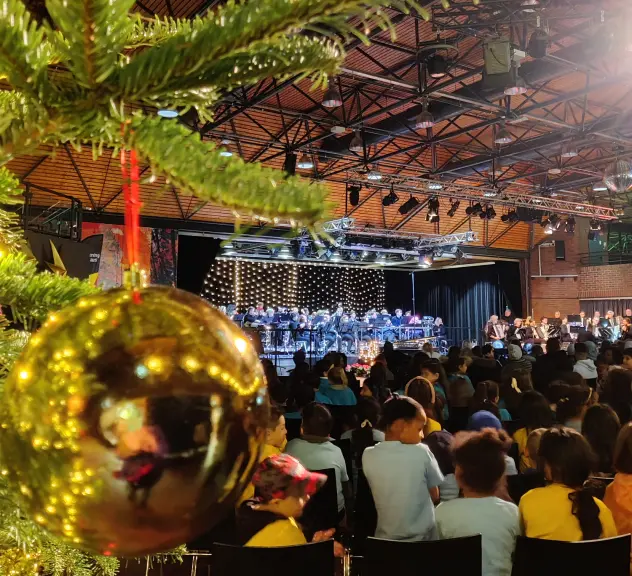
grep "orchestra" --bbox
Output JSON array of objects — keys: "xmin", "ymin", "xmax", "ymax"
[{"xmin": 221, "ymin": 301, "xmax": 632, "ymax": 357}]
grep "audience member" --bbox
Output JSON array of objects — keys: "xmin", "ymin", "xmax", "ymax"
[
  {"xmin": 532, "ymin": 338, "xmax": 573, "ymax": 394},
  {"xmin": 363, "ymin": 396, "xmax": 444, "ymax": 541},
  {"xmin": 373, "ymin": 353, "xmax": 395, "ymax": 385},
  {"xmin": 405, "ymin": 376, "xmax": 443, "ymax": 435},
  {"xmin": 446, "ymin": 356, "xmax": 474, "ymax": 390},
  {"xmin": 470, "ymin": 380, "xmax": 512, "ymax": 422},
  {"xmin": 262, "ymin": 359, "xmax": 289, "ymax": 406},
  {"xmin": 582, "ymin": 404, "xmax": 621, "ymax": 475},
  {"xmin": 422, "ymin": 341, "xmax": 441, "ymax": 359},
  {"xmin": 548, "ymin": 381, "xmax": 592, "ymax": 433},
  {"xmin": 424, "ymin": 430, "xmax": 458, "ymax": 502},
  {"xmin": 623, "ymin": 344, "xmax": 632, "ymax": 371},
  {"xmin": 421, "ymin": 358, "xmax": 450, "ymax": 421},
  {"xmin": 573, "ymin": 342, "xmax": 598, "ymax": 389},
  {"xmin": 601, "ymin": 369, "xmax": 632, "ymax": 425},
  {"xmin": 604, "ymin": 423, "xmax": 632, "ymax": 539},
  {"xmin": 500, "ymin": 372, "xmax": 534, "ymax": 416},
  {"xmin": 523, "ymin": 428, "xmax": 546, "ymax": 474},
  {"xmin": 361, "ymin": 362, "xmax": 390, "ymax": 404},
  {"xmin": 315, "ymin": 366, "xmax": 357, "ymax": 406},
  {"xmin": 513, "ymin": 391, "xmax": 555, "ymax": 472},
  {"xmin": 501, "ymin": 344, "xmax": 533, "ymax": 381},
  {"xmin": 468, "ymin": 344, "xmax": 501, "ymax": 385},
  {"xmin": 285, "ymin": 403, "xmax": 350, "ymax": 516},
  {"xmin": 467, "ymin": 410, "xmax": 517, "ymax": 476},
  {"xmin": 436, "ymin": 429, "xmax": 520, "ymax": 576},
  {"xmin": 519, "ymin": 427, "xmax": 617, "ymax": 541}
]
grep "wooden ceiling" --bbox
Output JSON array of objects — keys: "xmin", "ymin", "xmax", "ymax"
[{"xmin": 9, "ymin": 0, "xmax": 632, "ymax": 255}]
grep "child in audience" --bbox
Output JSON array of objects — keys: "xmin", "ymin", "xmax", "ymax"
[
  {"xmin": 316, "ymin": 366, "xmax": 357, "ymax": 406},
  {"xmin": 424, "ymin": 430, "xmax": 459, "ymax": 502},
  {"xmin": 363, "ymin": 396, "xmax": 444, "ymax": 541},
  {"xmin": 513, "ymin": 391, "xmax": 554, "ymax": 472},
  {"xmin": 470, "ymin": 380, "xmax": 512, "ymax": 422},
  {"xmin": 523, "ymin": 428, "xmax": 546, "ymax": 474},
  {"xmin": 468, "ymin": 410, "xmax": 518, "ymax": 476},
  {"xmin": 421, "ymin": 359, "xmax": 450, "ymax": 421},
  {"xmin": 405, "ymin": 376, "xmax": 443, "ymax": 436},
  {"xmin": 582, "ymin": 404, "xmax": 621, "ymax": 476},
  {"xmin": 285, "ymin": 403, "xmax": 351, "ymax": 517},
  {"xmin": 237, "ymin": 453, "xmax": 343, "ymax": 552},
  {"xmin": 436, "ymin": 429, "xmax": 521, "ymax": 576},
  {"xmin": 573, "ymin": 342, "xmax": 598, "ymax": 389},
  {"xmin": 548, "ymin": 381, "xmax": 592, "ymax": 433},
  {"xmin": 238, "ymin": 406, "xmax": 287, "ymax": 504},
  {"xmin": 519, "ymin": 427, "xmax": 617, "ymax": 541},
  {"xmin": 604, "ymin": 423, "xmax": 632, "ymax": 538}
]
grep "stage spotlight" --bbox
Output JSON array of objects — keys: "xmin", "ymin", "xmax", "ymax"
[
  {"xmin": 465, "ymin": 202, "xmax": 483, "ymax": 216},
  {"xmin": 376, "ymin": 253, "xmax": 387, "ymax": 265},
  {"xmin": 382, "ymin": 188, "xmax": 399, "ymax": 207},
  {"xmin": 361, "ymin": 250, "xmax": 369, "ymax": 259},
  {"xmin": 349, "ymin": 132, "xmax": 363, "ymax": 153},
  {"xmin": 486, "ymin": 206, "xmax": 497, "ymax": 219},
  {"xmin": 427, "ymin": 54, "xmax": 447, "ymax": 79},
  {"xmin": 322, "ymin": 83, "xmax": 343, "ymax": 108},
  {"xmin": 348, "ymin": 184, "xmax": 361, "ymax": 206},
  {"xmin": 544, "ymin": 219, "xmax": 554, "ymax": 235},
  {"xmin": 501, "ymin": 213, "xmax": 509, "ymax": 223},
  {"xmin": 399, "ymin": 195, "xmax": 420, "ymax": 215},
  {"xmin": 427, "ymin": 197, "xmax": 440, "ymax": 218},
  {"xmin": 418, "ymin": 252, "xmax": 434, "ymax": 268},
  {"xmin": 549, "ymin": 214, "xmax": 562, "ymax": 230},
  {"xmin": 565, "ymin": 217, "xmax": 576, "ymax": 233},
  {"xmin": 279, "ymin": 245, "xmax": 292, "ymax": 259},
  {"xmin": 589, "ymin": 219, "xmax": 602, "ymax": 232},
  {"xmin": 447, "ymin": 199, "xmax": 460, "ymax": 217},
  {"xmin": 330, "ymin": 249, "xmax": 342, "ymax": 262}
]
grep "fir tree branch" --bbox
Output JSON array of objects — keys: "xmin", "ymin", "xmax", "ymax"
[
  {"xmin": 127, "ymin": 115, "xmax": 331, "ymax": 227},
  {"xmin": 45, "ymin": 0, "xmax": 136, "ymax": 89},
  {"xmin": 0, "ymin": 0, "xmax": 51, "ymax": 100},
  {"xmin": 113, "ymin": 0, "xmax": 421, "ymax": 99}
]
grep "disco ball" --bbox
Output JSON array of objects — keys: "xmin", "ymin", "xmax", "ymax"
[{"xmin": 604, "ymin": 159, "xmax": 632, "ymax": 194}]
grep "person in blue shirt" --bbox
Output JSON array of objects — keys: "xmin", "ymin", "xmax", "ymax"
[{"xmin": 315, "ymin": 366, "xmax": 357, "ymax": 406}]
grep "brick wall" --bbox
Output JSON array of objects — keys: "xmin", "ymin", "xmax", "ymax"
[{"xmin": 528, "ymin": 219, "xmax": 632, "ymax": 316}]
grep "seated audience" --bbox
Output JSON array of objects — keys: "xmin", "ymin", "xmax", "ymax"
[
  {"xmin": 573, "ymin": 342, "xmax": 598, "ymax": 389},
  {"xmin": 470, "ymin": 380, "xmax": 512, "ymax": 422},
  {"xmin": 361, "ymin": 362, "xmax": 391, "ymax": 404},
  {"xmin": 363, "ymin": 396, "xmax": 444, "ymax": 541},
  {"xmin": 315, "ymin": 366, "xmax": 357, "ymax": 406},
  {"xmin": 446, "ymin": 356, "xmax": 475, "ymax": 392},
  {"xmin": 519, "ymin": 427, "xmax": 617, "ymax": 541},
  {"xmin": 468, "ymin": 344, "xmax": 501, "ymax": 385},
  {"xmin": 604, "ymin": 423, "xmax": 632, "ymax": 539},
  {"xmin": 523, "ymin": 428, "xmax": 546, "ymax": 474},
  {"xmin": 548, "ymin": 380, "xmax": 592, "ymax": 433},
  {"xmin": 422, "ymin": 341, "xmax": 441, "ymax": 360},
  {"xmin": 501, "ymin": 344, "xmax": 533, "ymax": 381},
  {"xmin": 467, "ymin": 410, "xmax": 517, "ymax": 476},
  {"xmin": 532, "ymin": 338, "xmax": 573, "ymax": 394},
  {"xmin": 500, "ymin": 372, "xmax": 534, "ymax": 416},
  {"xmin": 582, "ymin": 404, "xmax": 621, "ymax": 476},
  {"xmin": 601, "ymin": 369, "xmax": 632, "ymax": 425},
  {"xmin": 436, "ymin": 429, "xmax": 520, "ymax": 576},
  {"xmin": 262, "ymin": 359, "xmax": 289, "ymax": 406},
  {"xmin": 424, "ymin": 430, "xmax": 459, "ymax": 502},
  {"xmin": 237, "ymin": 453, "xmax": 336, "ymax": 548},
  {"xmin": 513, "ymin": 391, "xmax": 555, "ymax": 472},
  {"xmin": 238, "ymin": 406, "xmax": 287, "ymax": 504},
  {"xmin": 421, "ymin": 358, "xmax": 450, "ymax": 421},
  {"xmin": 405, "ymin": 376, "xmax": 443, "ymax": 435},
  {"xmin": 285, "ymin": 403, "xmax": 350, "ymax": 516},
  {"xmin": 623, "ymin": 344, "xmax": 632, "ymax": 371}
]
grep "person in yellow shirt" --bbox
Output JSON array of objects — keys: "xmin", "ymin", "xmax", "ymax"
[
  {"xmin": 519, "ymin": 427, "xmax": 617, "ymax": 541},
  {"xmin": 512, "ymin": 391, "xmax": 554, "ymax": 472},
  {"xmin": 238, "ymin": 406, "xmax": 287, "ymax": 505},
  {"xmin": 604, "ymin": 423, "xmax": 632, "ymax": 539},
  {"xmin": 236, "ymin": 453, "xmax": 335, "ymax": 547},
  {"xmin": 405, "ymin": 377, "xmax": 443, "ymax": 436}
]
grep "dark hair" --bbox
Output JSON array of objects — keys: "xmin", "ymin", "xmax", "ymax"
[
  {"xmin": 453, "ymin": 429, "xmax": 512, "ymax": 494},
  {"xmin": 582, "ymin": 404, "xmax": 621, "ymax": 474},
  {"xmin": 602, "ymin": 370, "xmax": 632, "ymax": 425},
  {"xmin": 447, "ymin": 345, "xmax": 462, "ymax": 360},
  {"xmin": 267, "ymin": 406, "xmax": 284, "ymax": 430},
  {"xmin": 470, "ymin": 381, "xmax": 501, "ymax": 419},
  {"xmin": 519, "ymin": 390, "xmax": 554, "ymax": 431},
  {"xmin": 500, "ymin": 372, "xmax": 534, "ymax": 415},
  {"xmin": 531, "ymin": 344, "xmax": 544, "ymax": 357},
  {"xmin": 352, "ymin": 398, "xmax": 382, "ymax": 468},
  {"xmin": 314, "ymin": 358, "xmax": 332, "ymax": 377},
  {"xmin": 574, "ymin": 342, "xmax": 588, "ymax": 356},
  {"xmin": 538, "ymin": 427, "xmax": 601, "ymax": 540},
  {"xmin": 548, "ymin": 381, "xmax": 591, "ymax": 425},
  {"xmin": 380, "ymin": 396, "xmax": 424, "ymax": 430},
  {"xmin": 547, "ymin": 338, "xmax": 561, "ymax": 353},
  {"xmin": 446, "ymin": 356, "xmax": 467, "ymax": 375},
  {"xmin": 406, "ymin": 377, "xmax": 444, "ymax": 428},
  {"xmin": 424, "ymin": 430, "xmax": 455, "ymax": 476},
  {"xmin": 613, "ymin": 422, "xmax": 632, "ymax": 474},
  {"xmin": 409, "ymin": 352, "xmax": 430, "ymax": 378},
  {"xmin": 421, "ymin": 358, "xmax": 450, "ymax": 391},
  {"xmin": 481, "ymin": 344, "xmax": 493, "ymax": 356},
  {"xmin": 302, "ymin": 402, "xmax": 333, "ymax": 437},
  {"xmin": 471, "ymin": 346, "xmax": 482, "ymax": 358}
]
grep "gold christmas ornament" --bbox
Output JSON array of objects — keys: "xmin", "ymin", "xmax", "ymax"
[{"xmin": 0, "ymin": 287, "xmax": 268, "ymax": 557}]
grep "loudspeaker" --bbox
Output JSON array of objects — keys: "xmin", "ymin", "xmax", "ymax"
[{"xmin": 555, "ymin": 240, "xmax": 566, "ymax": 260}]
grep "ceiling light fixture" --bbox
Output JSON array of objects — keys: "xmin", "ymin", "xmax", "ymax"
[
  {"xmin": 495, "ymin": 123, "xmax": 514, "ymax": 145},
  {"xmin": 447, "ymin": 199, "xmax": 460, "ymax": 217},
  {"xmin": 561, "ymin": 142, "xmax": 579, "ymax": 158},
  {"xmin": 322, "ymin": 83, "xmax": 343, "ymax": 108},
  {"xmin": 504, "ymin": 65, "xmax": 528, "ymax": 96},
  {"xmin": 349, "ymin": 131, "xmax": 363, "ymax": 153},
  {"xmin": 382, "ymin": 188, "xmax": 399, "ymax": 207},
  {"xmin": 297, "ymin": 153, "xmax": 314, "ymax": 170},
  {"xmin": 427, "ymin": 54, "xmax": 447, "ymax": 79},
  {"xmin": 399, "ymin": 195, "xmax": 420, "ymax": 215},
  {"xmin": 415, "ymin": 100, "xmax": 435, "ymax": 129},
  {"xmin": 219, "ymin": 137, "xmax": 233, "ymax": 157},
  {"xmin": 367, "ymin": 169, "xmax": 382, "ymax": 181},
  {"xmin": 428, "ymin": 181, "xmax": 443, "ymax": 190},
  {"xmin": 592, "ymin": 183, "xmax": 608, "ymax": 192},
  {"xmin": 418, "ymin": 253, "xmax": 434, "ymax": 268}
]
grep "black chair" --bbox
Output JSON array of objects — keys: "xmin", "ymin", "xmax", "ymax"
[
  {"xmin": 503, "ymin": 419, "xmax": 523, "ymax": 437},
  {"xmin": 211, "ymin": 540, "xmax": 335, "ymax": 576},
  {"xmin": 333, "ymin": 438, "xmax": 353, "ymax": 490},
  {"xmin": 301, "ymin": 468, "xmax": 339, "ymax": 538},
  {"xmin": 446, "ymin": 407, "xmax": 470, "ymax": 434},
  {"xmin": 327, "ymin": 405, "xmax": 355, "ymax": 440},
  {"xmin": 352, "ymin": 469, "xmax": 377, "ymax": 554},
  {"xmin": 363, "ymin": 535, "xmax": 482, "ymax": 576},
  {"xmin": 506, "ymin": 472, "xmax": 546, "ymax": 504},
  {"xmin": 512, "ymin": 535, "xmax": 631, "ymax": 576},
  {"xmin": 284, "ymin": 417, "xmax": 302, "ymax": 442}
]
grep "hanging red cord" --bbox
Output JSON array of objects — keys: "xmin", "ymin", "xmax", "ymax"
[{"xmin": 120, "ymin": 144, "xmax": 143, "ymax": 303}]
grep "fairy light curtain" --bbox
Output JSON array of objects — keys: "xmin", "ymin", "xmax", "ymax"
[{"xmin": 202, "ymin": 258, "xmax": 386, "ymax": 313}]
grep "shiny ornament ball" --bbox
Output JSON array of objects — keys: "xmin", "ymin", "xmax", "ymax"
[{"xmin": 0, "ymin": 287, "xmax": 268, "ymax": 556}]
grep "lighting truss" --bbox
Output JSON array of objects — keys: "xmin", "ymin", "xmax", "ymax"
[
  {"xmin": 347, "ymin": 227, "xmax": 477, "ymax": 248},
  {"xmin": 321, "ymin": 217, "xmax": 355, "ymax": 233}
]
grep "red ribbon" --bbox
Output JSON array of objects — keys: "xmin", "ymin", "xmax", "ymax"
[{"xmin": 120, "ymin": 144, "xmax": 143, "ymax": 303}]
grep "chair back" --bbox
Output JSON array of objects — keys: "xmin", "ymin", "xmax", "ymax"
[
  {"xmin": 327, "ymin": 405, "xmax": 355, "ymax": 439},
  {"xmin": 301, "ymin": 468, "xmax": 339, "ymax": 537},
  {"xmin": 332, "ymin": 438, "xmax": 353, "ymax": 487},
  {"xmin": 511, "ymin": 535, "xmax": 631, "ymax": 576},
  {"xmin": 211, "ymin": 540, "xmax": 335, "ymax": 576},
  {"xmin": 364, "ymin": 535, "xmax": 482, "ymax": 576},
  {"xmin": 284, "ymin": 417, "xmax": 302, "ymax": 442},
  {"xmin": 352, "ymin": 469, "xmax": 377, "ymax": 554},
  {"xmin": 506, "ymin": 472, "xmax": 546, "ymax": 504}
]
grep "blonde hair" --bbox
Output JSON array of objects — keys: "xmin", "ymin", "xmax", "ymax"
[{"xmin": 327, "ymin": 366, "xmax": 348, "ymax": 387}]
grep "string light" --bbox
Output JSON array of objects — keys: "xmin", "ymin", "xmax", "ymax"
[{"xmin": 201, "ymin": 258, "xmax": 386, "ymax": 312}]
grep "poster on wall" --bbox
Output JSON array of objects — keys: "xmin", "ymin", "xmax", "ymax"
[{"xmin": 82, "ymin": 223, "xmax": 177, "ymax": 289}]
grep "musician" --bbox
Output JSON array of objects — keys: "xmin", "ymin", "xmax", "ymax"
[
  {"xmin": 262, "ymin": 307, "xmax": 277, "ymax": 325},
  {"xmin": 255, "ymin": 301, "xmax": 264, "ymax": 314},
  {"xmin": 560, "ymin": 316, "xmax": 572, "ymax": 343},
  {"xmin": 485, "ymin": 315, "xmax": 505, "ymax": 343},
  {"xmin": 318, "ymin": 313, "xmax": 338, "ymax": 351},
  {"xmin": 349, "ymin": 311, "xmax": 358, "ymax": 322},
  {"xmin": 625, "ymin": 308, "xmax": 632, "ymax": 321},
  {"xmin": 244, "ymin": 306, "xmax": 259, "ymax": 326},
  {"xmin": 391, "ymin": 309, "xmax": 404, "ymax": 327},
  {"xmin": 620, "ymin": 318, "xmax": 632, "ymax": 340},
  {"xmin": 552, "ymin": 311, "xmax": 562, "ymax": 327},
  {"xmin": 333, "ymin": 304, "xmax": 345, "ymax": 329},
  {"xmin": 503, "ymin": 308, "xmax": 515, "ymax": 324},
  {"xmin": 589, "ymin": 312, "xmax": 602, "ymax": 339},
  {"xmin": 294, "ymin": 314, "xmax": 312, "ymax": 349},
  {"xmin": 433, "ymin": 317, "xmax": 446, "ymax": 339},
  {"xmin": 578, "ymin": 311, "xmax": 589, "ymax": 330},
  {"xmin": 536, "ymin": 317, "xmax": 550, "ymax": 341},
  {"xmin": 338, "ymin": 314, "xmax": 355, "ymax": 351},
  {"xmin": 508, "ymin": 318, "xmax": 524, "ymax": 341},
  {"xmin": 354, "ymin": 314, "xmax": 373, "ymax": 342},
  {"xmin": 605, "ymin": 310, "xmax": 617, "ymax": 328}
]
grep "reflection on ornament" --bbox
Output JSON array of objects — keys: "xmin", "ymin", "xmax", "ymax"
[{"xmin": 0, "ymin": 287, "xmax": 268, "ymax": 556}]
